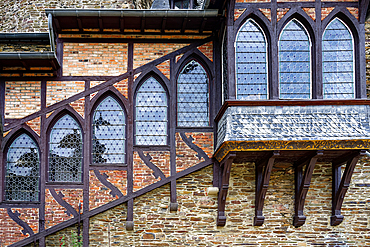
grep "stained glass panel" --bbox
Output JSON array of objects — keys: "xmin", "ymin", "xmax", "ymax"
[
  {"xmin": 49, "ymin": 115, "xmax": 83, "ymax": 182},
  {"xmin": 236, "ymin": 19, "xmax": 268, "ymax": 99},
  {"xmin": 93, "ymin": 96, "xmax": 125, "ymax": 164},
  {"xmin": 279, "ymin": 19, "xmax": 311, "ymax": 99},
  {"xmin": 136, "ymin": 77, "xmax": 167, "ymax": 145},
  {"xmin": 5, "ymin": 134, "xmax": 39, "ymax": 201},
  {"xmin": 322, "ymin": 18, "xmax": 354, "ymax": 99},
  {"xmin": 177, "ymin": 60, "xmax": 209, "ymax": 127}
]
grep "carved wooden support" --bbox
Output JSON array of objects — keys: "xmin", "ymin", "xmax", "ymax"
[
  {"xmin": 331, "ymin": 150, "xmax": 366, "ymax": 226},
  {"xmin": 254, "ymin": 151, "xmax": 280, "ymax": 226},
  {"xmin": 293, "ymin": 150, "xmax": 323, "ymax": 227},
  {"xmin": 217, "ymin": 152, "xmax": 236, "ymax": 226},
  {"xmin": 126, "ymin": 198, "xmax": 134, "ymax": 231}
]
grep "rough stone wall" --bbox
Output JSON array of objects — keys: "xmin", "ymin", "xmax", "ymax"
[
  {"xmin": 85, "ymin": 160, "xmax": 370, "ymax": 246},
  {"xmin": 0, "ymin": 43, "xmax": 50, "ymax": 52}
]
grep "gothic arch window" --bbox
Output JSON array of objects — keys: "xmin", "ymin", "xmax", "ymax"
[
  {"xmin": 279, "ymin": 19, "xmax": 311, "ymax": 99},
  {"xmin": 5, "ymin": 133, "xmax": 40, "ymax": 201},
  {"xmin": 92, "ymin": 96, "xmax": 126, "ymax": 164},
  {"xmin": 322, "ymin": 18, "xmax": 354, "ymax": 99},
  {"xmin": 235, "ymin": 19, "xmax": 268, "ymax": 100},
  {"xmin": 135, "ymin": 76, "xmax": 168, "ymax": 145},
  {"xmin": 48, "ymin": 114, "xmax": 83, "ymax": 182},
  {"xmin": 177, "ymin": 59, "xmax": 209, "ymax": 127}
]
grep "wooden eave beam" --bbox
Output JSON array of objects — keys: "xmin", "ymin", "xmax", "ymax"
[
  {"xmin": 199, "ymin": 18, "xmax": 207, "ymax": 34},
  {"xmin": 331, "ymin": 150, "xmax": 366, "ymax": 226},
  {"xmin": 217, "ymin": 152, "xmax": 236, "ymax": 226},
  {"xmin": 20, "ymin": 61, "xmax": 30, "ymax": 70},
  {"xmin": 54, "ymin": 18, "xmax": 61, "ymax": 33},
  {"xmin": 120, "ymin": 18, "xmax": 125, "ymax": 33},
  {"xmin": 141, "ymin": 17, "xmax": 145, "ymax": 33},
  {"xmin": 293, "ymin": 150, "xmax": 323, "ymax": 227},
  {"xmin": 254, "ymin": 150, "xmax": 280, "ymax": 226},
  {"xmin": 77, "ymin": 17, "xmax": 83, "ymax": 32},
  {"xmin": 98, "ymin": 17, "xmax": 104, "ymax": 32},
  {"xmin": 181, "ymin": 17, "xmax": 188, "ymax": 34},
  {"xmin": 161, "ymin": 17, "xmax": 167, "ymax": 34},
  {"xmin": 332, "ymin": 151, "xmax": 362, "ymax": 168}
]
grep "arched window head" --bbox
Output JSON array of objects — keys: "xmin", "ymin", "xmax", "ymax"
[
  {"xmin": 93, "ymin": 96, "xmax": 126, "ymax": 164},
  {"xmin": 236, "ymin": 19, "xmax": 268, "ymax": 100},
  {"xmin": 177, "ymin": 60, "xmax": 209, "ymax": 127},
  {"xmin": 279, "ymin": 19, "xmax": 311, "ymax": 99},
  {"xmin": 136, "ymin": 77, "xmax": 168, "ymax": 145},
  {"xmin": 49, "ymin": 114, "xmax": 83, "ymax": 182},
  {"xmin": 5, "ymin": 133, "xmax": 40, "ymax": 201},
  {"xmin": 322, "ymin": 18, "xmax": 354, "ymax": 99}
]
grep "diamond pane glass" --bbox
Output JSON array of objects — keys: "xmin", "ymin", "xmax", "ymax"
[
  {"xmin": 5, "ymin": 134, "xmax": 40, "ymax": 201},
  {"xmin": 49, "ymin": 115, "xmax": 83, "ymax": 182},
  {"xmin": 177, "ymin": 60, "xmax": 209, "ymax": 127},
  {"xmin": 279, "ymin": 19, "xmax": 311, "ymax": 99},
  {"xmin": 136, "ymin": 77, "xmax": 167, "ymax": 145},
  {"xmin": 236, "ymin": 19, "xmax": 268, "ymax": 100},
  {"xmin": 93, "ymin": 96, "xmax": 125, "ymax": 164},
  {"xmin": 322, "ymin": 18, "xmax": 354, "ymax": 99}
]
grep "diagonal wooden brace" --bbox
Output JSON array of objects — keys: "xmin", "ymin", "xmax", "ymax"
[
  {"xmin": 331, "ymin": 150, "xmax": 366, "ymax": 226},
  {"xmin": 254, "ymin": 151, "xmax": 280, "ymax": 226},
  {"xmin": 293, "ymin": 150, "xmax": 323, "ymax": 227},
  {"xmin": 217, "ymin": 152, "xmax": 236, "ymax": 226}
]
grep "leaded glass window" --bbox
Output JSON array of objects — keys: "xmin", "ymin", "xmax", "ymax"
[
  {"xmin": 5, "ymin": 134, "xmax": 40, "ymax": 201},
  {"xmin": 93, "ymin": 96, "xmax": 126, "ymax": 164},
  {"xmin": 236, "ymin": 19, "xmax": 268, "ymax": 99},
  {"xmin": 49, "ymin": 115, "xmax": 83, "ymax": 182},
  {"xmin": 177, "ymin": 60, "xmax": 209, "ymax": 127},
  {"xmin": 322, "ymin": 18, "xmax": 354, "ymax": 99},
  {"xmin": 279, "ymin": 19, "xmax": 311, "ymax": 99},
  {"xmin": 136, "ymin": 77, "xmax": 167, "ymax": 145}
]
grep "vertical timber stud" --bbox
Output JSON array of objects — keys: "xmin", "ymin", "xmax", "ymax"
[
  {"xmin": 331, "ymin": 150, "xmax": 366, "ymax": 226},
  {"xmin": 293, "ymin": 150, "xmax": 323, "ymax": 227},
  {"xmin": 314, "ymin": 0, "xmax": 322, "ymax": 98},
  {"xmin": 270, "ymin": 0, "xmax": 278, "ymax": 99},
  {"xmin": 169, "ymin": 57, "xmax": 178, "ymax": 212},
  {"xmin": 217, "ymin": 152, "xmax": 236, "ymax": 226},
  {"xmin": 226, "ymin": 0, "xmax": 236, "ymax": 99},
  {"xmin": 83, "ymin": 80, "xmax": 91, "ymax": 247},
  {"xmin": 0, "ymin": 80, "xmax": 5, "ymax": 207},
  {"xmin": 126, "ymin": 42, "xmax": 134, "ymax": 230},
  {"xmin": 254, "ymin": 151, "xmax": 280, "ymax": 226},
  {"xmin": 39, "ymin": 80, "xmax": 47, "ymax": 247}
]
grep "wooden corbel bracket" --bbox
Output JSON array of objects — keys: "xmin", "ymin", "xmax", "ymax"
[
  {"xmin": 331, "ymin": 150, "xmax": 366, "ymax": 226},
  {"xmin": 254, "ymin": 150, "xmax": 280, "ymax": 226},
  {"xmin": 217, "ymin": 152, "xmax": 236, "ymax": 226},
  {"xmin": 293, "ymin": 150, "xmax": 323, "ymax": 227}
]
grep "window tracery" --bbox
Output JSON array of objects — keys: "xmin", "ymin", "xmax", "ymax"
[
  {"xmin": 5, "ymin": 133, "xmax": 40, "ymax": 201},
  {"xmin": 177, "ymin": 60, "xmax": 209, "ymax": 127},
  {"xmin": 48, "ymin": 114, "xmax": 83, "ymax": 182},
  {"xmin": 92, "ymin": 96, "xmax": 126, "ymax": 164},
  {"xmin": 135, "ymin": 76, "xmax": 168, "ymax": 145}
]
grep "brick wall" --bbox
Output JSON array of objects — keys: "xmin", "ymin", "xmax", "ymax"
[{"xmin": 63, "ymin": 43, "xmax": 128, "ymax": 76}]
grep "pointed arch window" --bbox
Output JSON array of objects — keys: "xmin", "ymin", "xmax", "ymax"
[
  {"xmin": 92, "ymin": 96, "xmax": 126, "ymax": 164},
  {"xmin": 135, "ymin": 76, "xmax": 168, "ymax": 145},
  {"xmin": 177, "ymin": 60, "xmax": 209, "ymax": 127},
  {"xmin": 49, "ymin": 114, "xmax": 83, "ymax": 182},
  {"xmin": 279, "ymin": 19, "xmax": 311, "ymax": 99},
  {"xmin": 322, "ymin": 18, "xmax": 354, "ymax": 99},
  {"xmin": 5, "ymin": 133, "xmax": 40, "ymax": 201},
  {"xmin": 236, "ymin": 19, "xmax": 268, "ymax": 100}
]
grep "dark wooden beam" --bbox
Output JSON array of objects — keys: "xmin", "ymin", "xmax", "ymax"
[
  {"xmin": 254, "ymin": 150, "xmax": 280, "ymax": 226},
  {"xmin": 331, "ymin": 150, "xmax": 366, "ymax": 226},
  {"xmin": 20, "ymin": 61, "xmax": 30, "ymax": 70},
  {"xmin": 359, "ymin": 0, "xmax": 370, "ymax": 23},
  {"xmin": 141, "ymin": 17, "xmax": 145, "ymax": 33},
  {"xmin": 217, "ymin": 152, "xmax": 236, "ymax": 226},
  {"xmin": 126, "ymin": 199, "xmax": 134, "ymax": 230},
  {"xmin": 332, "ymin": 151, "xmax": 362, "ymax": 168},
  {"xmin": 199, "ymin": 18, "xmax": 207, "ymax": 34},
  {"xmin": 293, "ymin": 150, "xmax": 323, "ymax": 227},
  {"xmin": 77, "ymin": 17, "xmax": 83, "ymax": 32},
  {"xmin": 98, "ymin": 17, "xmax": 104, "ymax": 32},
  {"xmin": 0, "ymin": 80, "xmax": 5, "ymax": 202},
  {"xmin": 120, "ymin": 18, "xmax": 125, "ymax": 33},
  {"xmin": 181, "ymin": 18, "xmax": 188, "ymax": 34},
  {"xmin": 161, "ymin": 18, "xmax": 167, "ymax": 34},
  {"xmin": 54, "ymin": 18, "xmax": 61, "ymax": 33}
]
